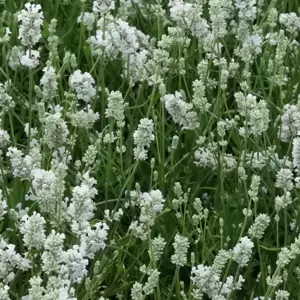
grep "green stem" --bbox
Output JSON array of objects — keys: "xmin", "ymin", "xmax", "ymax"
[{"xmin": 27, "ymin": 69, "xmax": 34, "ymax": 154}]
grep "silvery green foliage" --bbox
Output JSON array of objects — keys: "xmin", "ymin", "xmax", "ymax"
[
  {"xmin": 133, "ymin": 118, "xmax": 155, "ymax": 160},
  {"xmin": 248, "ymin": 214, "xmax": 271, "ymax": 239},
  {"xmin": 17, "ymin": 3, "xmax": 44, "ymax": 47},
  {"xmin": 69, "ymin": 70, "xmax": 96, "ymax": 103}
]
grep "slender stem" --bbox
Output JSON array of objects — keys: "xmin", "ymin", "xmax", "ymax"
[{"xmin": 27, "ymin": 69, "xmax": 34, "ymax": 154}]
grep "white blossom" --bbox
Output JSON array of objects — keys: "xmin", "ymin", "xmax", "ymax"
[
  {"xmin": 248, "ymin": 214, "xmax": 270, "ymax": 239},
  {"xmin": 80, "ymin": 222, "xmax": 109, "ymax": 259},
  {"xmin": 235, "ymin": 92, "xmax": 269, "ymax": 136},
  {"xmin": 275, "ymin": 168, "xmax": 294, "ymax": 191},
  {"xmin": 139, "ymin": 190, "xmax": 165, "ymax": 226},
  {"xmin": 6, "ymin": 146, "xmax": 41, "ymax": 180},
  {"xmin": 0, "ymin": 82, "xmax": 15, "ymax": 114},
  {"xmin": 42, "ymin": 230, "xmax": 65, "ymax": 274},
  {"xmin": 232, "ymin": 236, "xmax": 254, "ymax": 267},
  {"xmin": 133, "ymin": 118, "xmax": 155, "ymax": 160},
  {"xmin": 293, "ymin": 135, "xmax": 300, "ymax": 173},
  {"xmin": 43, "ymin": 106, "xmax": 69, "ymax": 149},
  {"xmin": 20, "ymin": 49, "xmax": 40, "ymax": 69},
  {"xmin": 279, "ymin": 104, "xmax": 300, "ymax": 142},
  {"xmin": 40, "ymin": 64, "xmax": 58, "ymax": 100},
  {"xmin": 8, "ymin": 46, "xmax": 22, "ymax": 70},
  {"xmin": 171, "ymin": 234, "xmax": 189, "ymax": 267},
  {"xmin": 28, "ymin": 168, "xmax": 60, "ymax": 214},
  {"xmin": 70, "ymin": 105, "xmax": 100, "ymax": 129},
  {"xmin": 93, "ymin": 0, "xmax": 115, "ymax": 14},
  {"xmin": 0, "ymin": 129, "xmax": 10, "ymax": 148},
  {"xmin": 18, "ymin": 2, "xmax": 44, "ymax": 47},
  {"xmin": 0, "ymin": 285, "xmax": 11, "ymax": 300},
  {"xmin": 67, "ymin": 172, "xmax": 97, "ymax": 234},
  {"xmin": 69, "ymin": 70, "xmax": 96, "ymax": 103},
  {"xmin": 162, "ymin": 91, "xmax": 199, "ymax": 130},
  {"xmin": 77, "ymin": 12, "xmax": 95, "ymax": 31},
  {"xmin": 105, "ymin": 90, "xmax": 127, "ymax": 128},
  {"xmin": 20, "ymin": 212, "xmax": 46, "ymax": 250},
  {"xmin": 279, "ymin": 13, "xmax": 300, "ymax": 34},
  {"xmin": 60, "ymin": 245, "xmax": 88, "ymax": 284},
  {"xmin": 0, "ymin": 236, "xmax": 31, "ymax": 284},
  {"xmin": 0, "ymin": 190, "xmax": 7, "ymax": 222}
]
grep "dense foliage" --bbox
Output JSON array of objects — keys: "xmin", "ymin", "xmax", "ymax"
[{"xmin": 1, "ymin": 0, "xmax": 300, "ymax": 299}]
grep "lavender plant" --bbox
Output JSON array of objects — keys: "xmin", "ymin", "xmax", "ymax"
[{"xmin": 1, "ymin": 0, "xmax": 300, "ymax": 299}]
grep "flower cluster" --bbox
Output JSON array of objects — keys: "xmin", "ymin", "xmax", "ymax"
[
  {"xmin": 133, "ymin": 118, "xmax": 155, "ymax": 160},
  {"xmin": 69, "ymin": 70, "xmax": 96, "ymax": 103},
  {"xmin": 162, "ymin": 91, "xmax": 199, "ymax": 130}
]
